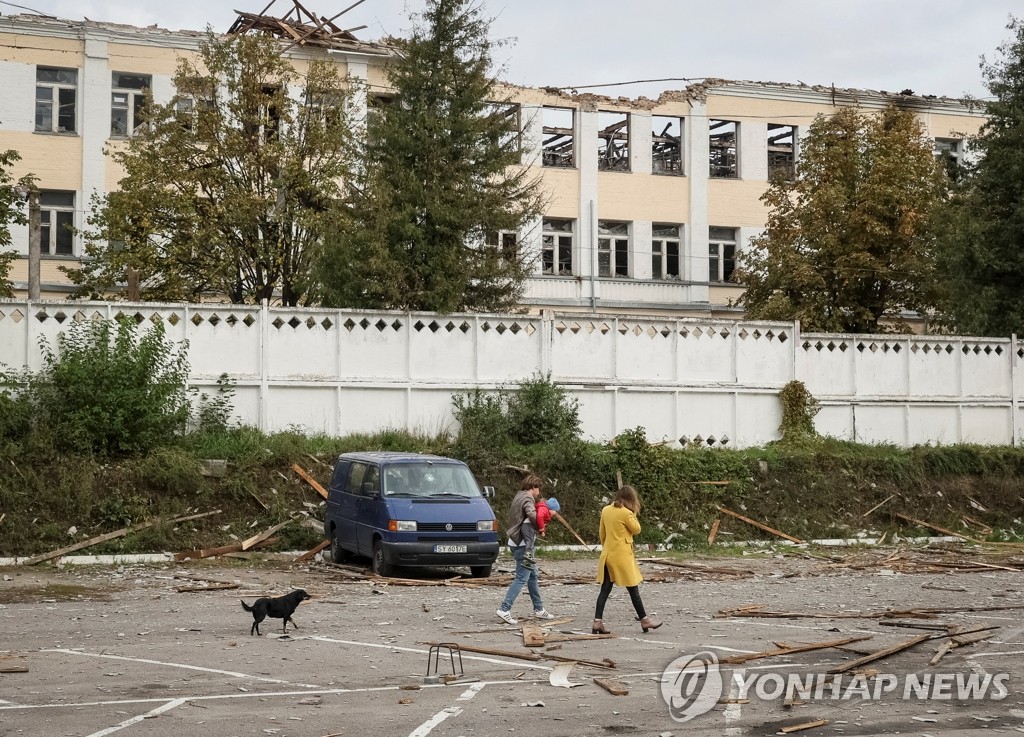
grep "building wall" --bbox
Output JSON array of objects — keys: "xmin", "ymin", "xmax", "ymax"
[{"xmin": 1, "ymin": 299, "xmax": 1020, "ymax": 448}]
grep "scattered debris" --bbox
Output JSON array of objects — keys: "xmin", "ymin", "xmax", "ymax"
[
  {"xmin": 707, "ymin": 518, "xmax": 721, "ymax": 545},
  {"xmin": 721, "ymin": 636, "xmax": 872, "ymax": 665},
  {"xmin": 779, "ymin": 719, "xmax": 829, "ymax": 734},
  {"xmin": 593, "ymin": 677, "xmax": 629, "ymax": 695},
  {"xmin": 174, "ymin": 537, "xmax": 279, "ymax": 561},
  {"xmin": 549, "ymin": 661, "xmax": 584, "ymax": 688},
  {"xmin": 717, "ymin": 507, "xmax": 804, "ymax": 544},
  {"xmin": 293, "ymin": 540, "xmax": 330, "ymax": 564},
  {"xmin": 522, "ymin": 623, "xmax": 545, "ymax": 648},
  {"xmin": 175, "ymin": 582, "xmax": 240, "ymax": 593},
  {"xmin": 242, "ymin": 518, "xmax": 296, "ymax": 551},
  {"xmin": 292, "ymin": 464, "xmax": 328, "ymax": 500},
  {"xmin": 828, "ymin": 633, "xmax": 933, "ymax": 674}
]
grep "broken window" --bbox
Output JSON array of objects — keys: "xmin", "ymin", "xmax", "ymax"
[
  {"xmin": 652, "ymin": 115, "xmax": 683, "ymax": 175},
  {"xmin": 542, "ymin": 218, "xmax": 574, "ymax": 275},
  {"xmin": 597, "ymin": 111, "xmax": 629, "ymax": 172},
  {"xmin": 598, "ymin": 220, "xmax": 629, "ymax": 277},
  {"xmin": 35, "ymin": 67, "xmax": 77, "ymax": 133},
  {"xmin": 542, "ymin": 107, "xmax": 575, "ymax": 168},
  {"xmin": 485, "ymin": 229, "xmax": 518, "ymax": 262},
  {"xmin": 768, "ymin": 123, "xmax": 796, "ymax": 181},
  {"xmin": 111, "ymin": 73, "xmax": 150, "ymax": 137},
  {"xmin": 487, "ymin": 102, "xmax": 521, "ymax": 153},
  {"xmin": 934, "ymin": 138, "xmax": 963, "ymax": 181},
  {"xmin": 708, "ymin": 227, "xmax": 737, "ymax": 283},
  {"xmin": 709, "ymin": 120, "xmax": 738, "ymax": 178},
  {"xmin": 652, "ymin": 223, "xmax": 681, "ymax": 280}
]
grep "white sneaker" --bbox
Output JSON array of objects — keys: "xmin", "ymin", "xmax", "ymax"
[
  {"xmin": 533, "ymin": 609, "xmax": 555, "ymax": 620},
  {"xmin": 496, "ymin": 608, "xmax": 518, "ymax": 625}
]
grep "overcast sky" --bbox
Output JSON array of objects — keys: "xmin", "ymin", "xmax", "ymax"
[{"xmin": 2, "ymin": 0, "xmax": 1016, "ymax": 100}]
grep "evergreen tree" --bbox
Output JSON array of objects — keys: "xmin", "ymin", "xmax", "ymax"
[
  {"xmin": 935, "ymin": 17, "xmax": 1024, "ymax": 337},
  {"xmin": 736, "ymin": 105, "xmax": 947, "ymax": 333},
  {"xmin": 67, "ymin": 33, "xmax": 358, "ymax": 306},
  {"xmin": 315, "ymin": 0, "xmax": 544, "ymax": 312}
]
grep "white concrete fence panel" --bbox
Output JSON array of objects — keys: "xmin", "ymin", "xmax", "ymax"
[{"xmin": 0, "ymin": 300, "xmax": 1020, "ymax": 448}]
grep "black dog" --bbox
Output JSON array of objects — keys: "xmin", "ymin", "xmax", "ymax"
[{"xmin": 241, "ymin": 589, "xmax": 311, "ymax": 636}]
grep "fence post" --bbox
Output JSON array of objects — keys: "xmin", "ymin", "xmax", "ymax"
[
  {"xmin": 1012, "ymin": 334, "xmax": 1019, "ymax": 447},
  {"xmin": 260, "ymin": 299, "xmax": 269, "ymax": 433}
]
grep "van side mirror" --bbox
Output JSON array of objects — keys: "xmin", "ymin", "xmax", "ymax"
[
  {"xmin": 362, "ymin": 481, "xmax": 379, "ymax": 496},
  {"xmin": 482, "ymin": 485, "xmax": 495, "ymax": 499}
]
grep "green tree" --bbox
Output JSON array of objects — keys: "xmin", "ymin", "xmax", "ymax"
[
  {"xmin": 315, "ymin": 0, "xmax": 545, "ymax": 312},
  {"xmin": 67, "ymin": 32, "xmax": 359, "ymax": 306},
  {"xmin": 736, "ymin": 105, "xmax": 947, "ymax": 332},
  {"xmin": 0, "ymin": 150, "xmax": 32, "ymax": 298},
  {"xmin": 935, "ymin": 17, "xmax": 1024, "ymax": 336}
]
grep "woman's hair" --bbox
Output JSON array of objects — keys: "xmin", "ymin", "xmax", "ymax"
[
  {"xmin": 612, "ymin": 485, "xmax": 641, "ymax": 515},
  {"xmin": 521, "ymin": 474, "xmax": 543, "ymax": 491}
]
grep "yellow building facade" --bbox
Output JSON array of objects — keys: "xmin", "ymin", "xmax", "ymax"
[{"xmin": 0, "ymin": 13, "xmax": 986, "ymax": 318}]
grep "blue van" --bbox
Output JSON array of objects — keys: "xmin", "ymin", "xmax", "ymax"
[{"xmin": 323, "ymin": 452, "xmax": 500, "ymax": 578}]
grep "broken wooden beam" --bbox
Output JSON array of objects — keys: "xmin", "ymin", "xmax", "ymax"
[
  {"xmin": 717, "ymin": 506, "xmax": 804, "ymax": 544},
  {"xmin": 707, "ymin": 517, "xmax": 721, "ymax": 545},
  {"xmin": 551, "ymin": 510, "xmax": 594, "ymax": 550},
  {"xmin": 428, "ymin": 642, "xmax": 542, "ymax": 662},
  {"xmin": 24, "ymin": 510, "xmax": 222, "ymax": 565},
  {"xmin": 827, "ymin": 633, "xmax": 932, "ymax": 674},
  {"xmin": 522, "ymin": 623, "xmax": 545, "ymax": 648},
  {"xmin": 895, "ymin": 513, "xmax": 980, "ymax": 542},
  {"xmin": 721, "ymin": 636, "xmax": 872, "ymax": 665},
  {"xmin": 780, "ymin": 719, "xmax": 829, "ymax": 734},
  {"xmin": 593, "ymin": 677, "xmax": 629, "ymax": 695},
  {"xmin": 175, "ymin": 582, "xmax": 241, "ymax": 593},
  {"xmin": 291, "ymin": 463, "xmax": 328, "ymax": 499},
  {"xmin": 293, "ymin": 539, "xmax": 330, "ymax": 564},
  {"xmin": 241, "ymin": 518, "xmax": 295, "ymax": 551},
  {"xmin": 174, "ymin": 537, "xmax": 277, "ymax": 561}
]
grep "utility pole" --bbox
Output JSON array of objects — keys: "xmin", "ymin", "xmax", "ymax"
[{"xmin": 27, "ymin": 185, "xmax": 41, "ymax": 300}]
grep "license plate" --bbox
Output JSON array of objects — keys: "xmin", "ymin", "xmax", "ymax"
[{"xmin": 434, "ymin": 544, "xmax": 468, "ymax": 554}]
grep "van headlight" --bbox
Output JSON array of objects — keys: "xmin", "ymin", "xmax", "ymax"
[
  {"xmin": 477, "ymin": 520, "xmax": 496, "ymax": 531},
  {"xmin": 389, "ymin": 520, "xmax": 417, "ymax": 532}
]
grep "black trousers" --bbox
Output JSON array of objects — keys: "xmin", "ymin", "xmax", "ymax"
[{"xmin": 594, "ymin": 564, "xmax": 646, "ymax": 619}]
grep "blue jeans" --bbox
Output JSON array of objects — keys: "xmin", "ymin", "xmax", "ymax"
[{"xmin": 499, "ymin": 545, "xmax": 543, "ymax": 612}]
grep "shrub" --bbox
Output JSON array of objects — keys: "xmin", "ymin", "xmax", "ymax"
[
  {"xmin": 778, "ymin": 380, "xmax": 820, "ymax": 441},
  {"xmin": 32, "ymin": 317, "xmax": 191, "ymax": 455},
  {"xmin": 505, "ymin": 373, "xmax": 581, "ymax": 445}
]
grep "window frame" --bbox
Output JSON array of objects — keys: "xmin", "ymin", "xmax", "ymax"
[
  {"xmin": 110, "ymin": 72, "xmax": 151, "ymax": 138},
  {"xmin": 39, "ymin": 191, "xmax": 75, "ymax": 257},
  {"xmin": 597, "ymin": 220, "xmax": 630, "ymax": 277},
  {"xmin": 542, "ymin": 106, "xmax": 576, "ymax": 168},
  {"xmin": 485, "ymin": 229, "xmax": 519, "ymax": 262},
  {"xmin": 651, "ymin": 115, "xmax": 683, "ymax": 175},
  {"xmin": 35, "ymin": 67, "xmax": 78, "ymax": 134},
  {"xmin": 709, "ymin": 119, "xmax": 739, "ymax": 179},
  {"xmin": 597, "ymin": 111, "xmax": 630, "ymax": 172},
  {"xmin": 708, "ymin": 226, "xmax": 737, "ymax": 283},
  {"xmin": 767, "ymin": 123, "xmax": 797, "ymax": 181},
  {"xmin": 652, "ymin": 223, "xmax": 682, "ymax": 280},
  {"xmin": 541, "ymin": 218, "xmax": 574, "ymax": 276}
]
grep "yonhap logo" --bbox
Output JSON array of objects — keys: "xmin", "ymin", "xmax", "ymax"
[{"xmin": 660, "ymin": 651, "xmax": 723, "ymax": 722}]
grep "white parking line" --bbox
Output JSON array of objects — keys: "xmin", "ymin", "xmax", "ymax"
[
  {"xmin": 85, "ymin": 698, "xmax": 186, "ymax": 737},
  {"xmin": 43, "ymin": 649, "xmax": 321, "ymax": 688},
  {"xmin": 409, "ymin": 706, "xmax": 464, "ymax": 736}
]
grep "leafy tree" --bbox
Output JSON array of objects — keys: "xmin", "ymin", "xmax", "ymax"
[
  {"xmin": 67, "ymin": 32, "xmax": 358, "ymax": 305},
  {"xmin": 0, "ymin": 150, "xmax": 32, "ymax": 298},
  {"xmin": 315, "ymin": 0, "xmax": 545, "ymax": 312},
  {"xmin": 736, "ymin": 105, "xmax": 947, "ymax": 332},
  {"xmin": 32, "ymin": 317, "xmax": 191, "ymax": 455},
  {"xmin": 935, "ymin": 17, "xmax": 1024, "ymax": 336}
]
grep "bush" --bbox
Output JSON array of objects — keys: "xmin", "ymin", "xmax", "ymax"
[{"xmin": 32, "ymin": 317, "xmax": 191, "ymax": 455}]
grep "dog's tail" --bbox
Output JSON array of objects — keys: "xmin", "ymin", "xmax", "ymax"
[{"xmin": 240, "ymin": 600, "xmax": 253, "ymax": 612}]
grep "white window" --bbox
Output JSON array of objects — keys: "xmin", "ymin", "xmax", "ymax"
[
  {"xmin": 485, "ymin": 230, "xmax": 518, "ymax": 262},
  {"xmin": 710, "ymin": 120, "xmax": 738, "ymax": 178},
  {"xmin": 598, "ymin": 220, "xmax": 629, "ymax": 277},
  {"xmin": 652, "ymin": 223, "xmax": 681, "ymax": 280},
  {"xmin": 709, "ymin": 227, "xmax": 737, "ymax": 283},
  {"xmin": 935, "ymin": 138, "xmax": 963, "ymax": 179},
  {"xmin": 652, "ymin": 115, "xmax": 683, "ymax": 175},
  {"xmin": 35, "ymin": 67, "xmax": 77, "ymax": 133},
  {"xmin": 542, "ymin": 107, "xmax": 575, "ymax": 168},
  {"xmin": 111, "ymin": 73, "xmax": 151, "ymax": 137},
  {"xmin": 542, "ymin": 218, "xmax": 573, "ymax": 275},
  {"xmin": 40, "ymin": 191, "xmax": 75, "ymax": 256},
  {"xmin": 768, "ymin": 124, "xmax": 796, "ymax": 181},
  {"xmin": 597, "ymin": 111, "xmax": 629, "ymax": 172}
]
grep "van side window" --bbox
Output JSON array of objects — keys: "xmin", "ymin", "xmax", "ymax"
[
  {"xmin": 346, "ymin": 463, "xmax": 366, "ymax": 493},
  {"xmin": 362, "ymin": 466, "xmax": 380, "ymax": 496}
]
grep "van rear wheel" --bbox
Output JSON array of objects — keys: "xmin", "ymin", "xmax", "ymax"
[
  {"xmin": 372, "ymin": 541, "xmax": 395, "ymax": 577},
  {"xmin": 470, "ymin": 565, "xmax": 492, "ymax": 578}
]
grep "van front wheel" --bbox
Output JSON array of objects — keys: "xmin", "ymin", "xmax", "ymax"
[
  {"xmin": 372, "ymin": 541, "xmax": 395, "ymax": 577},
  {"xmin": 470, "ymin": 565, "xmax": 492, "ymax": 578}
]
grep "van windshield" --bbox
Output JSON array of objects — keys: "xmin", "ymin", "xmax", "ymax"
[{"xmin": 383, "ymin": 463, "xmax": 482, "ymax": 498}]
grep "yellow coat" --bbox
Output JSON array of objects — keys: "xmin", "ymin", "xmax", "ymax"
[{"xmin": 596, "ymin": 503, "xmax": 643, "ymax": 587}]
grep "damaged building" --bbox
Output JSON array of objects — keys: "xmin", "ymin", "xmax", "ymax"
[{"xmin": 0, "ymin": 6, "xmax": 985, "ymax": 317}]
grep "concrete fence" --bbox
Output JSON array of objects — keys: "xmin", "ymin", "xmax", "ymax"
[{"xmin": 0, "ymin": 299, "xmax": 1020, "ymax": 448}]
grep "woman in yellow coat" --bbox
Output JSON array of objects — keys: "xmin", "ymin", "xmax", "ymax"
[{"xmin": 593, "ymin": 485, "xmax": 663, "ymax": 634}]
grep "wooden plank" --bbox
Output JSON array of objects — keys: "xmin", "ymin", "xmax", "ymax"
[
  {"xmin": 522, "ymin": 623, "xmax": 545, "ymax": 647},
  {"xmin": 241, "ymin": 518, "xmax": 294, "ymax": 551},
  {"xmin": 593, "ymin": 677, "xmax": 629, "ymax": 695},
  {"xmin": 544, "ymin": 633, "xmax": 616, "ymax": 643},
  {"xmin": 862, "ymin": 494, "xmax": 895, "ymax": 517},
  {"xmin": 717, "ymin": 506, "xmax": 804, "ymax": 544},
  {"xmin": 292, "ymin": 464, "xmax": 328, "ymax": 499},
  {"xmin": 24, "ymin": 510, "xmax": 221, "ymax": 565},
  {"xmin": 0, "ymin": 665, "xmax": 28, "ymax": 673},
  {"xmin": 429, "ymin": 643, "xmax": 542, "ymax": 662},
  {"xmin": 293, "ymin": 539, "xmax": 329, "ymax": 564},
  {"xmin": 895, "ymin": 513, "xmax": 979, "ymax": 542},
  {"xmin": 175, "ymin": 582, "xmax": 240, "ymax": 593},
  {"xmin": 544, "ymin": 653, "xmax": 616, "ymax": 669},
  {"xmin": 551, "ymin": 511, "xmax": 594, "ymax": 550},
  {"xmin": 721, "ymin": 636, "xmax": 871, "ymax": 665},
  {"xmin": 827, "ymin": 634, "xmax": 932, "ymax": 674},
  {"xmin": 707, "ymin": 518, "xmax": 721, "ymax": 545},
  {"xmin": 780, "ymin": 719, "xmax": 829, "ymax": 733}
]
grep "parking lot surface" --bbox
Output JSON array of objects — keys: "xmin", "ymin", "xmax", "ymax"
[{"xmin": 2, "ymin": 552, "xmax": 1023, "ymax": 736}]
